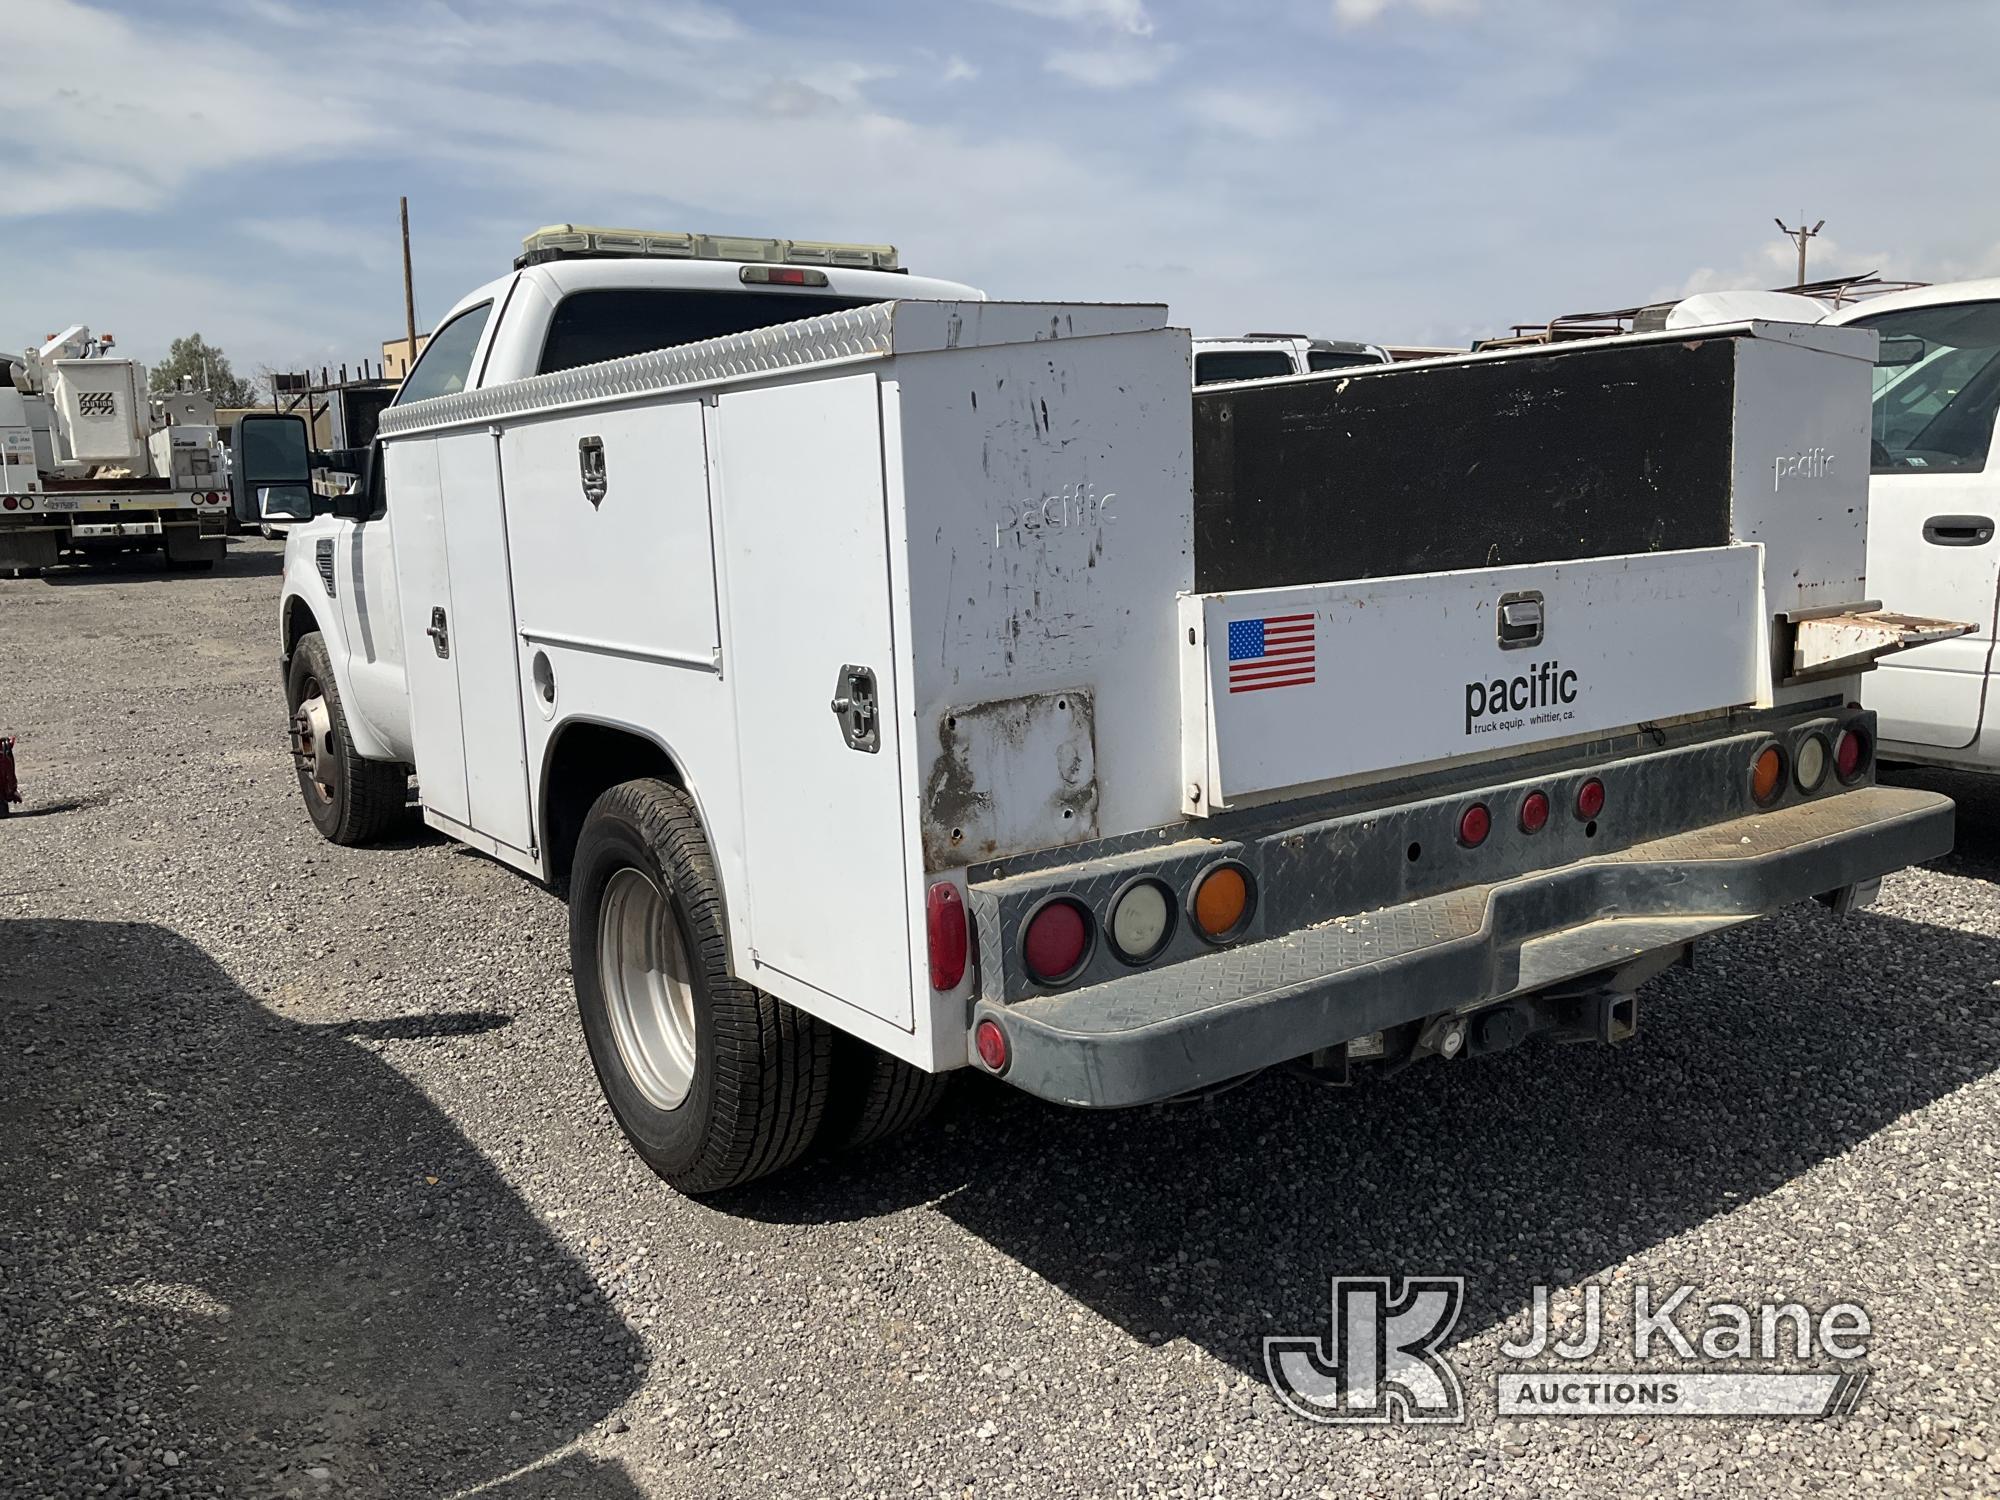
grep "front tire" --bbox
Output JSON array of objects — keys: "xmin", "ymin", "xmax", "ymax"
[
  {"xmin": 285, "ymin": 631, "xmax": 409, "ymax": 845},
  {"xmin": 570, "ymin": 779, "xmax": 832, "ymax": 1194}
]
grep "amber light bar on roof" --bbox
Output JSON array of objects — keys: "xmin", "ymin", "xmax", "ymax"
[{"xmin": 516, "ymin": 224, "xmax": 899, "ymax": 271}]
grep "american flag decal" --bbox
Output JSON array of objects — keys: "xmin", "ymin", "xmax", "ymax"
[{"xmin": 1227, "ymin": 613, "xmax": 1316, "ymax": 693}]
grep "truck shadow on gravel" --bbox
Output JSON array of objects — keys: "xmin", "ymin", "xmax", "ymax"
[
  {"xmin": 0, "ymin": 919, "xmax": 647, "ymax": 1499},
  {"xmin": 1885, "ymin": 763, "xmax": 2000, "ymax": 882},
  {"xmin": 742, "ymin": 901, "xmax": 2000, "ymax": 1379}
]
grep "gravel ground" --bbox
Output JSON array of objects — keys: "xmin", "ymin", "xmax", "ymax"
[{"xmin": 2, "ymin": 540, "xmax": 1997, "ymax": 1499}]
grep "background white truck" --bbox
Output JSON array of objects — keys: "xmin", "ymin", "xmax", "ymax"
[
  {"xmin": 1191, "ymin": 332, "xmax": 1390, "ymax": 385},
  {"xmin": 264, "ymin": 224, "xmax": 1960, "ymax": 1195},
  {"xmin": 1821, "ymin": 279, "xmax": 2000, "ymax": 770},
  {"xmin": 1, "ymin": 326, "xmax": 230, "ymax": 573}
]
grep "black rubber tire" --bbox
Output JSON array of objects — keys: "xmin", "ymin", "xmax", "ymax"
[
  {"xmin": 818, "ymin": 1032, "xmax": 953, "ymax": 1154},
  {"xmin": 569, "ymin": 779, "xmax": 833, "ymax": 1195},
  {"xmin": 285, "ymin": 632, "xmax": 409, "ymax": 845}
]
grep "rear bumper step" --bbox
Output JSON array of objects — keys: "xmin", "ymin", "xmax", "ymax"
[{"xmin": 974, "ymin": 784, "xmax": 1951, "ymax": 1107}]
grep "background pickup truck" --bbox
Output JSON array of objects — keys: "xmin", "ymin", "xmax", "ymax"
[{"xmin": 256, "ymin": 224, "xmax": 1961, "ymax": 1194}]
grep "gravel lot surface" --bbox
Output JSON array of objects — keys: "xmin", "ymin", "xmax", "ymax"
[{"xmin": 2, "ymin": 540, "xmax": 1997, "ymax": 1499}]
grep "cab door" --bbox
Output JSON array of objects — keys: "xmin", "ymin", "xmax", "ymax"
[
  {"xmin": 381, "ymin": 297, "xmax": 536, "ymax": 858},
  {"xmin": 1850, "ymin": 299, "xmax": 2000, "ymax": 749}
]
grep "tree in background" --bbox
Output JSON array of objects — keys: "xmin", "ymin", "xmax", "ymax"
[{"xmin": 148, "ymin": 334, "xmax": 261, "ymax": 407}]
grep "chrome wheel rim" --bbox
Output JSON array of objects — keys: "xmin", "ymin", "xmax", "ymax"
[
  {"xmin": 598, "ymin": 867, "xmax": 699, "ymax": 1111},
  {"xmin": 293, "ymin": 682, "xmax": 335, "ymax": 804}
]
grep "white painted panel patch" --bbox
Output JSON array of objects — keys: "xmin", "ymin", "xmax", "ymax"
[{"xmin": 1184, "ymin": 546, "xmax": 1765, "ymax": 808}]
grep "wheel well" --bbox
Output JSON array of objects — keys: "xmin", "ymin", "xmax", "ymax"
[
  {"xmin": 542, "ymin": 722, "xmax": 683, "ymax": 888},
  {"xmin": 282, "ymin": 596, "xmax": 320, "ymax": 657}
]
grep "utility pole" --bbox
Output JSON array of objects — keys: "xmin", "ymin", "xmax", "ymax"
[
  {"xmin": 1774, "ymin": 216, "xmax": 1825, "ymax": 288},
  {"xmin": 400, "ymin": 195, "xmax": 419, "ymax": 377}
]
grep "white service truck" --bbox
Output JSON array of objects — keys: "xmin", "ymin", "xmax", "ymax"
[
  {"xmin": 266, "ymin": 224, "xmax": 1963, "ymax": 1195},
  {"xmin": 1, "ymin": 326, "xmax": 230, "ymax": 573},
  {"xmin": 1192, "ymin": 333, "xmax": 1390, "ymax": 385},
  {"xmin": 1822, "ymin": 279, "xmax": 2000, "ymax": 770}
]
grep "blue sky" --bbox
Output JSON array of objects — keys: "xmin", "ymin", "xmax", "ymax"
[{"xmin": 9, "ymin": 0, "xmax": 1998, "ymax": 377}]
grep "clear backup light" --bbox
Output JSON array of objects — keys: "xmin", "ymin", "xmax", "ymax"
[
  {"xmin": 1108, "ymin": 879, "xmax": 1174, "ymax": 964},
  {"xmin": 1795, "ymin": 734, "xmax": 1830, "ymax": 793}
]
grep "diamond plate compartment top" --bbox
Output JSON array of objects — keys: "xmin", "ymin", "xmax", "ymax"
[{"xmin": 377, "ymin": 303, "xmax": 901, "ymax": 438}]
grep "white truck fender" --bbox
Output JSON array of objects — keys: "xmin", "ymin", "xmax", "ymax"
[{"xmin": 278, "ymin": 548, "xmax": 401, "ymax": 765}]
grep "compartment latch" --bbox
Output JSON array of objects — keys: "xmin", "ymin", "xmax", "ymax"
[
  {"xmin": 830, "ymin": 665, "xmax": 880, "ymax": 753},
  {"xmin": 1497, "ymin": 590, "xmax": 1544, "ymax": 650}
]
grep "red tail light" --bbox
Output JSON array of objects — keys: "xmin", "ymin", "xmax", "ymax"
[
  {"xmin": 1458, "ymin": 802, "xmax": 1492, "ymax": 847},
  {"xmin": 925, "ymin": 882, "xmax": 968, "ymax": 991},
  {"xmin": 1576, "ymin": 778, "xmax": 1606, "ymax": 819},
  {"xmin": 2, "ymin": 496, "xmax": 16, "ymax": 510},
  {"xmin": 974, "ymin": 1018, "xmax": 1010, "ymax": 1073},
  {"xmin": 1519, "ymin": 790, "xmax": 1550, "ymax": 833},
  {"xmin": 1835, "ymin": 726, "xmax": 1870, "ymax": 783},
  {"xmin": 1023, "ymin": 899, "xmax": 1090, "ymax": 984}
]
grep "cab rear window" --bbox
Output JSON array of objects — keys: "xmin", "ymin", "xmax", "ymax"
[
  {"xmin": 1195, "ymin": 350, "xmax": 1295, "ymax": 385},
  {"xmin": 539, "ymin": 288, "xmax": 879, "ymax": 374}
]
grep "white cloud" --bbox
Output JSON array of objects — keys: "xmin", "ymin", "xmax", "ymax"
[
  {"xmin": 241, "ymin": 217, "xmax": 400, "ymax": 275},
  {"xmin": 1045, "ymin": 42, "xmax": 1173, "ymax": 88},
  {"xmin": 942, "ymin": 53, "xmax": 980, "ymax": 82},
  {"xmin": 1676, "ymin": 233, "xmax": 1898, "ymax": 300},
  {"xmin": 1, "ymin": 0, "xmax": 386, "ymax": 219},
  {"xmin": 1187, "ymin": 86, "xmax": 1312, "ymax": 141},
  {"xmin": 991, "ymin": 0, "xmax": 1153, "ymax": 35},
  {"xmin": 1334, "ymin": 0, "xmax": 1478, "ymax": 27}
]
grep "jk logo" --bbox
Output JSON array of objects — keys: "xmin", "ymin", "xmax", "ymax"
[{"xmin": 1264, "ymin": 1276, "xmax": 1466, "ymax": 1424}]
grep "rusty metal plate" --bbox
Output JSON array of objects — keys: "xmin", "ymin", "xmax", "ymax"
[{"xmin": 922, "ymin": 688, "xmax": 1098, "ymax": 868}]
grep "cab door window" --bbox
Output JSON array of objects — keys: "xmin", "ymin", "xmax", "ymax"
[
  {"xmin": 1855, "ymin": 301, "xmax": 2000, "ymax": 474},
  {"xmin": 395, "ymin": 303, "xmax": 494, "ymax": 405}
]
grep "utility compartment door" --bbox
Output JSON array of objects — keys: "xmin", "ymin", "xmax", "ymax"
[
  {"xmin": 715, "ymin": 374, "xmax": 913, "ymax": 1028},
  {"xmin": 1181, "ymin": 545, "xmax": 1765, "ymax": 811},
  {"xmin": 437, "ymin": 431, "xmax": 534, "ymax": 854},
  {"xmin": 384, "ymin": 437, "xmax": 469, "ymax": 826}
]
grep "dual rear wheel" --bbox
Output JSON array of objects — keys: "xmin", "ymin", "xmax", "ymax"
[{"xmin": 569, "ymin": 778, "xmax": 950, "ymax": 1195}]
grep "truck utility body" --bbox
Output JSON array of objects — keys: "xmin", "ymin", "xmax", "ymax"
[
  {"xmin": 276, "ymin": 236, "xmax": 1954, "ymax": 1192},
  {"xmin": 1, "ymin": 327, "xmax": 229, "ymax": 572}
]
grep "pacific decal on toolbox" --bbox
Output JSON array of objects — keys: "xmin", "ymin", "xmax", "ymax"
[{"xmin": 1180, "ymin": 544, "xmax": 1767, "ymax": 811}]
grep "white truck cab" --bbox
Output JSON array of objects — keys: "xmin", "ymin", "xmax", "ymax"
[
  {"xmin": 269, "ymin": 226, "xmax": 1958, "ymax": 1197},
  {"xmin": 1192, "ymin": 333, "xmax": 1389, "ymax": 386},
  {"xmin": 271, "ymin": 229, "xmax": 982, "ymax": 775},
  {"xmin": 1824, "ymin": 280, "xmax": 2000, "ymax": 769}
]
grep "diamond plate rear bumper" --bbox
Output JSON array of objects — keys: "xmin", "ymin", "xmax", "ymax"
[{"xmin": 974, "ymin": 784, "xmax": 1952, "ymax": 1107}]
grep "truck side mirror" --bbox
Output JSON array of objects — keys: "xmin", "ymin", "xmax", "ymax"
[
  {"xmin": 228, "ymin": 412, "xmax": 312, "ymax": 527},
  {"xmin": 328, "ymin": 444, "xmax": 380, "ymax": 522},
  {"xmin": 1876, "ymin": 334, "xmax": 1927, "ymax": 370}
]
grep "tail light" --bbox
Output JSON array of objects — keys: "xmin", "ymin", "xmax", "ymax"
[
  {"xmin": 2, "ymin": 496, "xmax": 15, "ymax": 510},
  {"xmin": 1518, "ymin": 790, "xmax": 1550, "ymax": 834},
  {"xmin": 1795, "ymin": 734, "xmax": 1830, "ymax": 793},
  {"xmin": 1751, "ymin": 744, "xmax": 1785, "ymax": 805},
  {"xmin": 1022, "ymin": 898, "xmax": 1091, "ymax": 984},
  {"xmin": 1458, "ymin": 802, "xmax": 1492, "ymax": 847},
  {"xmin": 974, "ymin": 1018, "xmax": 1010, "ymax": 1073},
  {"xmin": 1575, "ymin": 778, "xmax": 1606, "ymax": 820},
  {"xmin": 1107, "ymin": 878, "xmax": 1174, "ymax": 964},
  {"xmin": 1835, "ymin": 726, "xmax": 1871, "ymax": 783},
  {"xmin": 925, "ymin": 882, "xmax": 967, "ymax": 991},
  {"xmin": 1190, "ymin": 863, "xmax": 1254, "ymax": 944}
]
